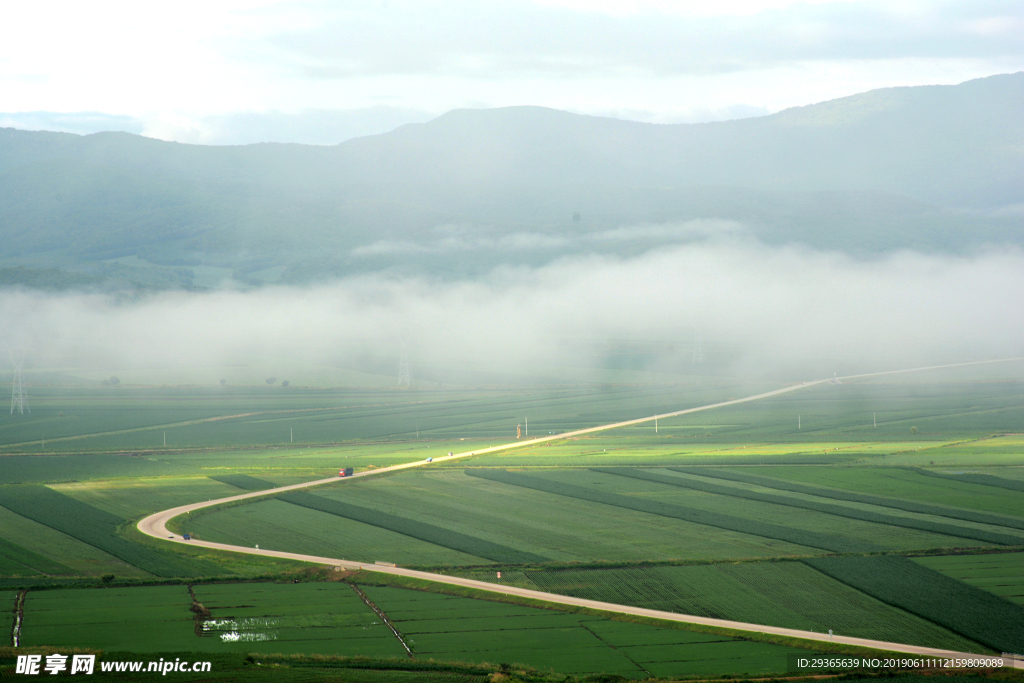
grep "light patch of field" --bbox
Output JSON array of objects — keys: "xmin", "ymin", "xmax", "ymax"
[
  {"xmin": 914, "ymin": 552, "xmax": 1024, "ymax": 605},
  {"xmin": 314, "ymin": 469, "xmax": 821, "ymax": 563},
  {"xmin": 465, "ymin": 439, "xmax": 938, "ymax": 469},
  {"xmin": 0, "ymin": 506, "xmax": 149, "ymax": 578},
  {"xmin": 535, "ymin": 469, "xmax": 993, "ymax": 553},
  {"xmin": 186, "ymin": 498, "xmax": 490, "ymax": 566},
  {"xmin": 744, "ymin": 467, "xmax": 1024, "ymax": 518},
  {"xmin": 51, "ymin": 476, "xmax": 245, "ymax": 519},
  {"xmin": 878, "ymin": 450, "xmax": 1024, "ymax": 467}
]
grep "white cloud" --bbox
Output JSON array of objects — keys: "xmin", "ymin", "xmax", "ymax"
[
  {"xmin": 4, "ymin": 238, "xmax": 1022, "ymax": 381},
  {"xmin": 0, "ymin": 1, "xmax": 1020, "ymax": 142}
]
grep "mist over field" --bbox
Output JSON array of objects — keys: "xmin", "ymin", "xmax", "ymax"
[{"xmin": 4, "ymin": 234, "xmax": 1022, "ymax": 384}]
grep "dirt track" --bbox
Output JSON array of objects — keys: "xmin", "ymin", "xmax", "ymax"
[{"xmin": 138, "ymin": 358, "xmax": 1024, "ymax": 667}]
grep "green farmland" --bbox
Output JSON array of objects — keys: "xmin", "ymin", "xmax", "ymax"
[
  {"xmin": 9, "ymin": 579, "xmax": 820, "ymax": 678},
  {"xmin": 3, "ymin": 372, "xmax": 1024, "ymax": 680}
]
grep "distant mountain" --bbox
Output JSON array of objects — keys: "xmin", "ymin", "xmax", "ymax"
[{"xmin": 1, "ymin": 73, "xmax": 1021, "ymax": 290}]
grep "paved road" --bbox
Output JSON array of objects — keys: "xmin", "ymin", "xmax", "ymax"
[{"xmin": 138, "ymin": 358, "xmax": 1024, "ymax": 667}]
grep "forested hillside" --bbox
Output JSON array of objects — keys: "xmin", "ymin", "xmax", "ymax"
[{"xmin": 1, "ymin": 73, "xmax": 1021, "ymax": 291}]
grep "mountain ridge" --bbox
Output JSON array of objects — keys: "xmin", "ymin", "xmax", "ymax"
[{"xmin": 0, "ymin": 73, "xmax": 1021, "ymax": 290}]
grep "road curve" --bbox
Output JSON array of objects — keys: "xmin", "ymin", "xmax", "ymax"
[{"xmin": 139, "ymin": 359, "xmax": 1024, "ymax": 666}]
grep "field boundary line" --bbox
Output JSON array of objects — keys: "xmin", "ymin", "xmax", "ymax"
[{"xmin": 350, "ymin": 584, "xmax": 413, "ymax": 658}]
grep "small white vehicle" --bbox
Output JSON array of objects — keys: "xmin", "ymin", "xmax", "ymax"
[{"xmin": 426, "ymin": 457, "xmax": 433, "ymax": 462}]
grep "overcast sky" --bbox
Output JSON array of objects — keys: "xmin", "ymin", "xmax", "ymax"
[{"xmin": 1, "ymin": 0, "xmax": 1022, "ymax": 144}]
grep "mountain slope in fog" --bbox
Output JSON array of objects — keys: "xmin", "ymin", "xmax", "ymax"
[{"xmin": 0, "ymin": 73, "xmax": 1021, "ymax": 290}]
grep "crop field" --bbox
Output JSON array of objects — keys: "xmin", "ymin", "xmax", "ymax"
[
  {"xmin": 0, "ymin": 383, "xmax": 758, "ymax": 454},
  {"xmin": 2, "ymin": 375, "xmax": 1023, "ymax": 678},
  {"xmin": 185, "ymin": 499, "xmax": 491, "ymax": 566},
  {"xmin": 0, "ymin": 506, "xmax": 146, "ymax": 579},
  {"xmin": 914, "ymin": 468, "xmax": 1024, "ymax": 492},
  {"xmin": 274, "ymin": 470, "xmax": 821, "ymax": 562},
  {"xmin": 597, "ymin": 468, "xmax": 1024, "ymax": 547},
  {"xmin": 436, "ymin": 438, "xmax": 919, "ymax": 468},
  {"xmin": 668, "ymin": 467, "xmax": 1024, "ymax": 531},
  {"xmin": 209, "ymin": 474, "xmax": 277, "ymax": 490},
  {"xmin": 0, "ymin": 443, "xmax": 493, "ymax": 486},
  {"xmin": 0, "ymin": 485, "xmax": 219, "ymax": 578},
  {"xmin": 50, "ymin": 477, "xmax": 247, "ymax": 519},
  {"xmin": 12, "ymin": 579, "xmax": 823, "ymax": 678},
  {"xmin": 3, "ymin": 377, "xmax": 1020, "ymax": 460},
  {"xmin": 189, "ymin": 582, "xmax": 405, "ymax": 656},
  {"xmin": 0, "ymin": 541, "xmax": 70, "ymax": 578},
  {"xmin": 734, "ymin": 466, "xmax": 1024, "ymax": 518},
  {"xmin": 468, "ymin": 468, "xmax": 994, "ymax": 553},
  {"xmin": 362, "ymin": 585, "xmax": 819, "ymax": 678},
  {"xmin": 279, "ymin": 491, "xmax": 548, "ymax": 564},
  {"xmin": 20, "ymin": 585, "xmax": 196, "ymax": 651},
  {"xmin": 188, "ymin": 459, "xmax": 1023, "ymax": 573},
  {"xmin": 915, "ymin": 552, "xmax": 1024, "ymax": 605},
  {"xmin": 803, "ymin": 556, "xmax": 1024, "ymax": 654},
  {"xmin": 523, "ymin": 562, "xmax": 981, "ymax": 651}
]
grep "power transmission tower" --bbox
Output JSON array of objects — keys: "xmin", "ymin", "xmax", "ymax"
[
  {"xmin": 397, "ymin": 342, "xmax": 412, "ymax": 388},
  {"xmin": 691, "ymin": 329, "xmax": 704, "ymax": 364},
  {"xmin": 8, "ymin": 348, "xmax": 28, "ymax": 415}
]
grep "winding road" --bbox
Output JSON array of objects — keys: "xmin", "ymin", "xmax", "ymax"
[{"xmin": 138, "ymin": 358, "xmax": 1024, "ymax": 667}]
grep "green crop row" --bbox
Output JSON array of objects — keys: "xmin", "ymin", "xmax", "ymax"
[
  {"xmin": 0, "ymin": 536, "xmax": 72, "ymax": 575},
  {"xmin": 0, "ymin": 485, "xmax": 214, "ymax": 578},
  {"xmin": 910, "ymin": 468, "xmax": 1024, "ymax": 493},
  {"xmin": 601, "ymin": 468, "xmax": 1024, "ymax": 547},
  {"xmin": 802, "ymin": 555, "xmax": 1024, "ymax": 654},
  {"xmin": 525, "ymin": 562, "xmax": 980, "ymax": 651},
  {"xmin": 208, "ymin": 474, "xmax": 277, "ymax": 491},
  {"xmin": 278, "ymin": 491, "xmax": 548, "ymax": 564},
  {"xmin": 669, "ymin": 467, "xmax": 1024, "ymax": 531},
  {"xmin": 465, "ymin": 469, "xmax": 875, "ymax": 553}
]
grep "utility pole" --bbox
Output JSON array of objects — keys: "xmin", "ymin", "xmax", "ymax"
[
  {"xmin": 290, "ymin": 427, "xmax": 293, "ymax": 443},
  {"xmin": 655, "ymin": 415, "xmax": 658, "ymax": 433},
  {"xmin": 163, "ymin": 432, "xmax": 166, "ymax": 447},
  {"xmin": 873, "ymin": 412, "xmax": 877, "ymax": 428},
  {"xmin": 798, "ymin": 415, "xmax": 801, "ymax": 430}
]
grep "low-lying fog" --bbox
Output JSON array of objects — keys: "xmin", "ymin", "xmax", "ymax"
[{"xmin": 3, "ymin": 233, "xmax": 1023, "ymax": 384}]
